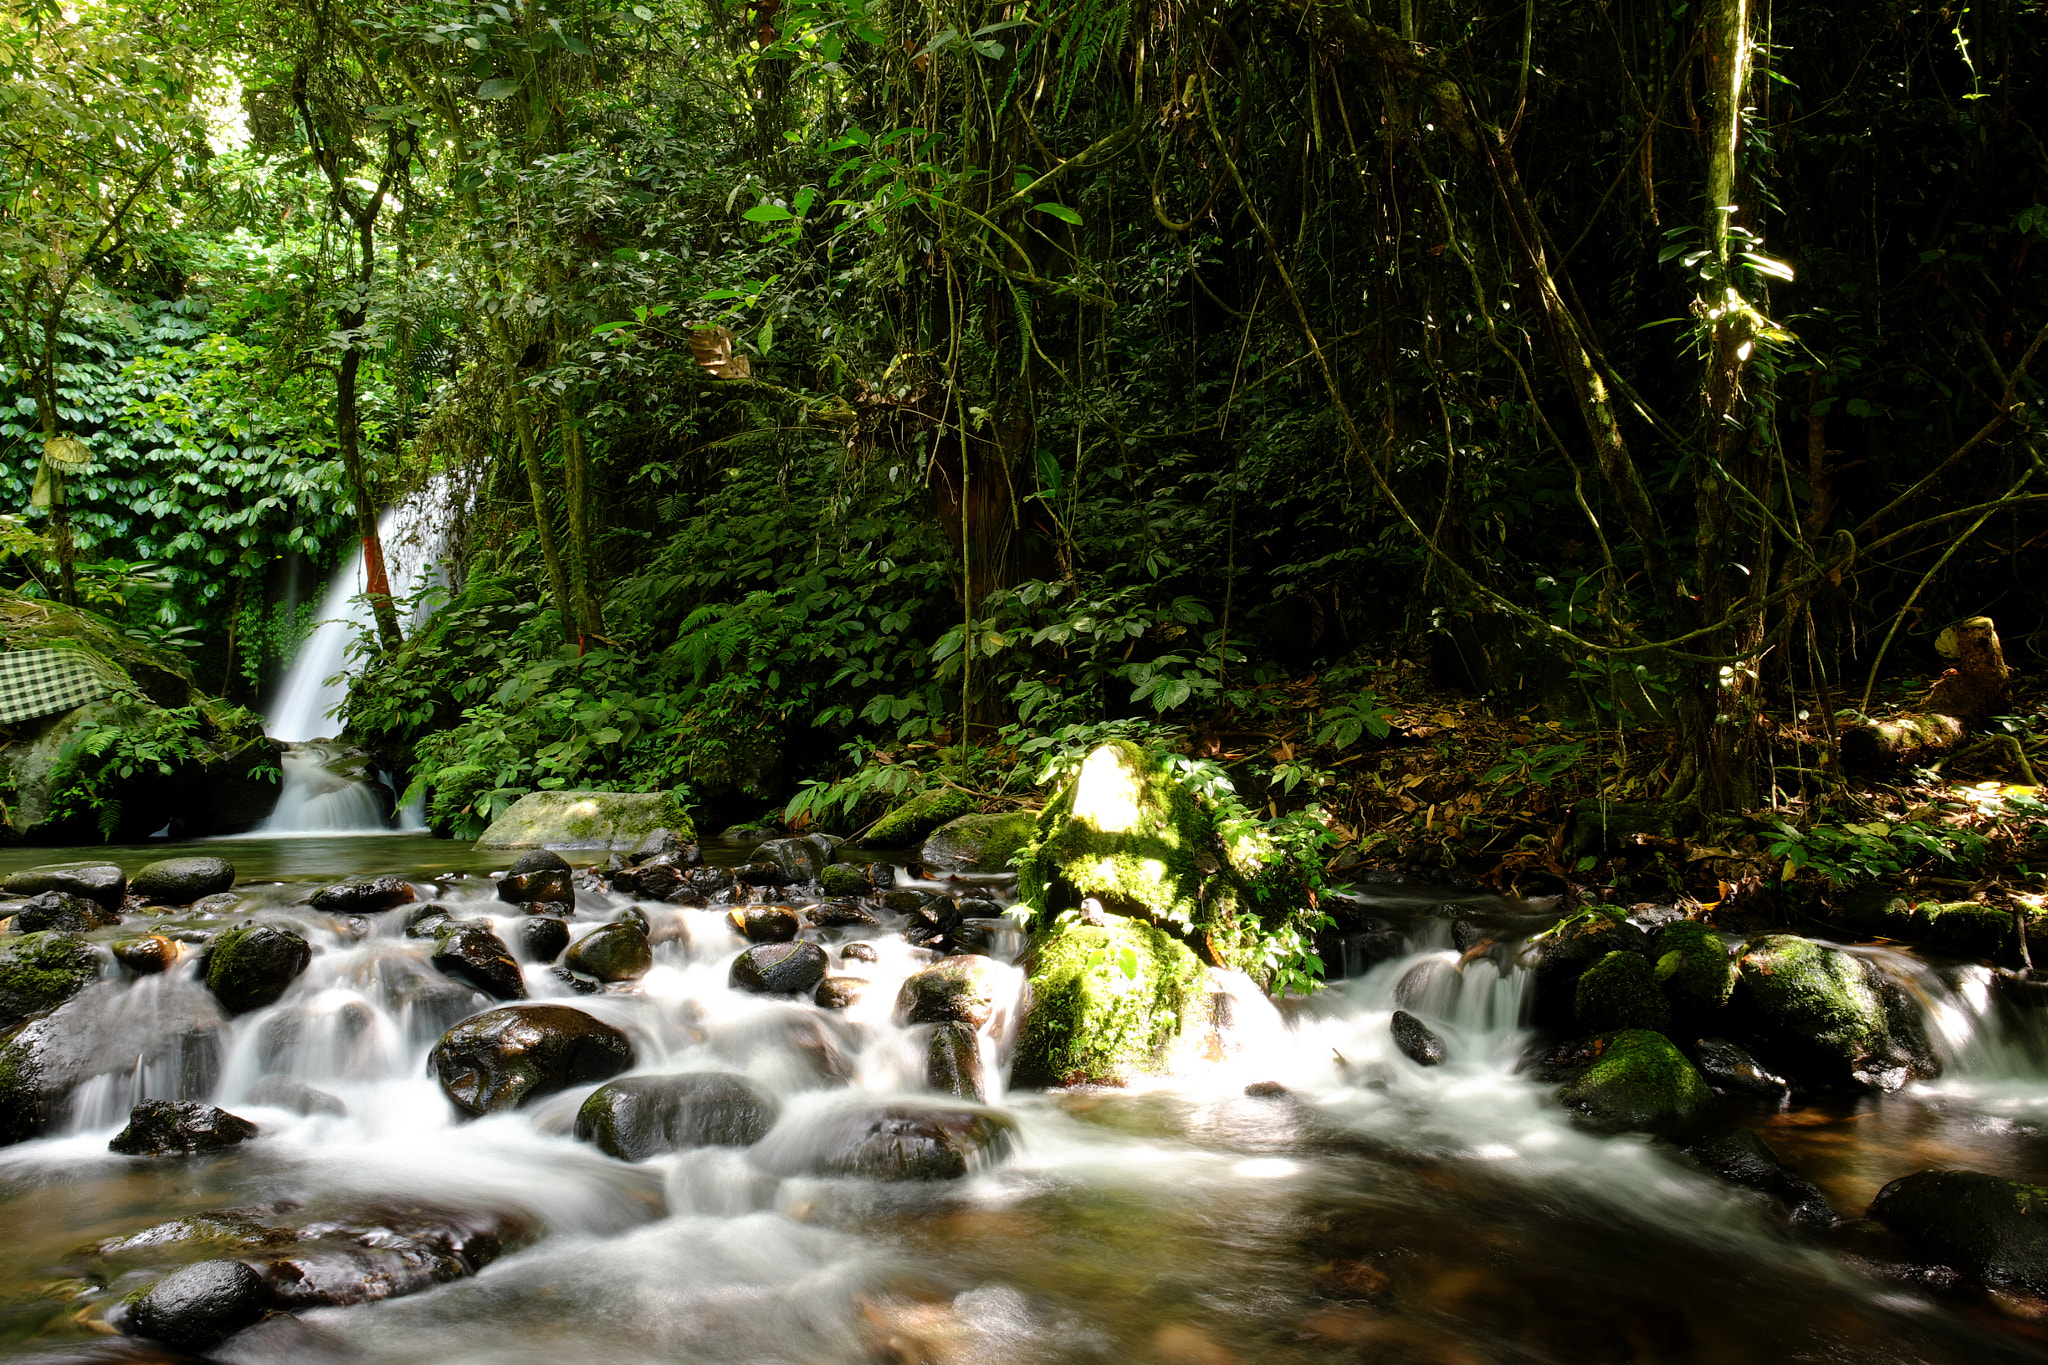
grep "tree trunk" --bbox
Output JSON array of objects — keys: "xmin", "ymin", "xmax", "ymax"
[
  {"xmin": 504, "ymin": 382, "xmax": 576, "ymax": 642},
  {"xmin": 337, "ymin": 340, "xmax": 404, "ymax": 652},
  {"xmin": 558, "ymin": 398, "xmax": 605, "ymax": 640}
]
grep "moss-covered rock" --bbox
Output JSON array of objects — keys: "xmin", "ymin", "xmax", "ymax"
[
  {"xmin": 1841, "ymin": 890, "xmax": 2018, "ymax": 959},
  {"xmin": 1869, "ymin": 1169, "xmax": 2048, "ymax": 1294},
  {"xmin": 919, "ymin": 811, "xmax": 1040, "ymax": 872},
  {"xmin": 1012, "ymin": 914, "xmax": 1206, "ymax": 1086},
  {"xmin": 1654, "ymin": 921, "xmax": 1737, "ymax": 1020},
  {"xmin": 1017, "ymin": 742, "xmax": 1211, "ymax": 932},
  {"xmin": 819, "ymin": 863, "xmax": 870, "ymax": 897},
  {"xmin": 1734, "ymin": 934, "xmax": 1920, "ymax": 1091},
  {"xmin": 867, "ymin": 788, "xmax": 976, "ymax": 848},
  {"xmin": 474, "ymin": 790, "xmax": 695, "ymax": 851},
  {"xmin": 1555, "ymin": 1029, "xmax": 1712, "ymax": 1132},
  {"xmin": 0, "ymin": 931, "xmax": 100, "ymax": 1029},
  {"xmin": 1528, "ymin": 908, "xmax": 1649, "ymax": 1033},
  {"xmin": 1575, "ymin": 951, "xmax": 1670, "ymax": 1033},
  {"xmin": 205, "ymin": 923, "xmax": 311, "ymax": 1015}
]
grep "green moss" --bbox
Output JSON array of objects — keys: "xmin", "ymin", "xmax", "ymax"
[
  {"xmin": 1654, "ymin": 922, "xmax": 1737, "ymax": 1018},
  {"xmin": 1557, "ymin": 1029, "xmax": 1711, "ymax": 1131},
  {"xmin": 1575, "ymin": 951, "xmax": 1670, "ymax": 1033},
  {"xmin": 0, "ymin": 1020, "xmax": 47, "ymax": 1146},
  {"xmin": 867, "ymin": 788, "xmax": 976, "ymax": 848},
  {"xmin": 920, "ymin": 810, "xmax": 1040, "ymax": 871},
  {"xmin": 1013, "ymin": 914, "xmax": 1207, "ymax": 1086},
  {"xmin": 1842, "ymin": 892, "xmax": 2016, "ymax": 958},
  {"xmin": 1017, "ymin": 741, "xmax": 1213, "ymax": 930},
  {"xmin": 474, "ymin": 791, "xmax": 696, "ymax": 851},
  {"xmin": 819, "ymin": 863, "xmax": 869, "ymax": 896},
  {"xmin": 0, "ymin": 932, "xmax": 100, "ymax": 1028},
  {"xmin": 1737, "ymin": 934, "xmax": 1888, "ymax": 1071}
]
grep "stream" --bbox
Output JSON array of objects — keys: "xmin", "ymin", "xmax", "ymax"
[{"xmin": 6, "ymin": 835, "xmax": 2048, "ymax": 1363}]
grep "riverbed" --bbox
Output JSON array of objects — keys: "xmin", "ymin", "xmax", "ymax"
[{"xmin": 4, "ymin": 835, "xmax": 2048, "ymax": 1363}]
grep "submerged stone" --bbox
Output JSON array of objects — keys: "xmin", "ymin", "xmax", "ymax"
[
  {"xmin": 1012, "ymin": 914, "xmax": 1205, "ymax": 1086},
  {"xmin": 1679, "ymin": 1126, "xmax": 1836, "ymax": 1226},
  {"xmin": 1693, "ymin": 1036, "xmax": 1790, "ymax": 1106},
  {"xmin": 755, "ymin": 1103, "xmax": 1015, "ymax": 1181},
  {"xmin": 108, "ymin": 1099, "xmax": 258, "ymax": 1156},
  {"xmin": 926, "ymin": 1021, "xmax": 985, "ymax": 1102},
  {"xmin": 431, "ymin": 1004, "xmax": 635, "ymax": 1115},
  {"xmin": 204, "ymin": 924, "xmax": 311, "ymax": 1015},
  {"xmin": 574, "ymin": 1072, "xmax": 779, "ymax": 1160},
  {"xmin": 246, "ymin": 1075, "xmax": 347, "ymax": 1117}
]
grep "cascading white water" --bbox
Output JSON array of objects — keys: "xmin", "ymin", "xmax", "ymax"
[{"xmin": 260, "ymin": 481, "xmax": 456, "ymax": 833}]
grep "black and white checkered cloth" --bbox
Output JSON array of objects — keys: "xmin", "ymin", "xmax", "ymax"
[{"xmin": 0, "ymin": 646, "xmax": 136, "ymax": 725}]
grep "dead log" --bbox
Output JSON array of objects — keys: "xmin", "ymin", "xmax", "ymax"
[{"xmin": 1841, "ymin": 617, "xmax": 2011, "ymax": 774}]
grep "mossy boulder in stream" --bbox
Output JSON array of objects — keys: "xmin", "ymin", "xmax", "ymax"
[
  {"xmin": 1013, "ymin": 914, "xmax": 1206, "ymax": 1086},
  {"xmin": 1527, "ymin": 908, "xmax": 1649, "ymax": 1033},
  {"xmin": 1555, "ymin": 1029, "xmax": 1712, "ymax": 1132},
  {"xmin": 1841, "ymin": 889, "xmax": 2018, "ymax": 959},
  {"xmin": 204, "ymin": 923, "xmax": 311, "ymax": 1015},
  {"xmin": 867, "ymin": 788, "xmax": 975, "ymax": 848},
  {"xmin": 1869, "ymin": 1170, "xmax": 2048, "ymax": 1295},
  {"xmin": 1653, "ymin": 921, "xmax": 1737, "ymax": 1021},
  {"xmin": 1575, "ymin": 951, "xmax": 1670, "ymax": 1033},
  {"xmin": 474, "ymin": 790, "xmax": 695, "ymax": 851},
  {"xmin": 1733, "ymin": 935, "xmax": 1923, "ymax": 1091},
  {"xmin": 919, "ymin": 811, "xmax": 1039, "ymax": 872},
  {"xmin": 0, "ymin": 931, "xmax": 101, "ymax": 1029}
]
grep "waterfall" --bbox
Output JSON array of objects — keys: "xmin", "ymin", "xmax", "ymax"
[{"xmin": 260, "ymin": 481, "xmax": 455, "ymax": 833}]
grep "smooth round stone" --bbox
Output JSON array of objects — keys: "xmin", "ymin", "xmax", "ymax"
[
  {"xmin": 565, "ymin": 922, "xmax": 653, "ymax": 982},
  {"xmin": 521, "ymin": 916, "xmax": 571, "ymax": 962},
  {"xmin": 729, "ymin": 942, "xmax": 828, "ymax": 995},
  {"xmin": 130, "ymin": 857, "xmax": 236, "ymax": 906},
  {"xmin": 574, "ymin": 1072, "xmax": 779, "ymax": 1160},
  {"xmin": 122, "ymin": 1259, "xmax": 269, "ymax": 1349},
  {"xmin": 204, "ymin": 924, "xmax": 311, "ymax": 1015},
  {"xmin": 431, "ymin": 1004, "xmax": 635, "ymax": 1115}
]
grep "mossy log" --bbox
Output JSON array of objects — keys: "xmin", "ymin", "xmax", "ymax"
[{"xmin": 1842, "ymin": 616, "xmax": 2010, "ymax": 774}]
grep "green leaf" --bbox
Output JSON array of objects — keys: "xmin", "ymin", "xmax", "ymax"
[
  {"xmin": 477, "ymin": 77, "xmax": 520, "ymax": 99},
  {"xmin": 743, "ymin": 203, "xmax": 796, "ymax": 222},
  {"xmin": 1032, "ymin": 202, "xmax": 1082, "ymax": 225}
]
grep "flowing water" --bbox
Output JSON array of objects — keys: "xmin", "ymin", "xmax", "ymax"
[{"xmin": 6, "ymin": 842, "xmax": 2048, "ymax": 1364}]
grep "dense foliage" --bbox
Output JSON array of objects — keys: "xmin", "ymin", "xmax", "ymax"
[{"xmin": 2, "ymin": 0, "xmax": 2042, "ymax": 886}]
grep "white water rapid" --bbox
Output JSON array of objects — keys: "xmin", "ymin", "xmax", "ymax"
[
  {"xmin": 259, "ymin": 484, "xmax": 455, "ymax": 834},
  {"xmin": 7, "ymin": 865, "xmax": 2048, "ymax": 1364}
]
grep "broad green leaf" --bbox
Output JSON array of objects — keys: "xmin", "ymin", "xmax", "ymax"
[
  {"xmin": 1033, "ymin": 202, "xmax": 1082, "ymax": 225},
  {"xmin": 477, "ymin": 77, "xmax": 520, "ymax": 99},
  {"xmin": 743, "ymin": 203, "xmax": 796, "ymax": 222}
]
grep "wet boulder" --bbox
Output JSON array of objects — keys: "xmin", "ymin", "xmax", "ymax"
[
  {"xmin": 431, "ymin": 1004, "xmax": 635, "ymax": 1115},
  {"xmin": 926, "ymin": 1021, "xmax": 985, "ymax": 1102},
  {"xmin": 807, "ymin": 899, "xmax": 879, "ymax": 929},
  {"xmin": 574, "ymin": 1072, "xmax": 780, "ymax": 1160},
  {"xmin": 474, "ymin": 789, "xmax": 696, "ymax": 851},
  {"xmin": 431, "ymin": 923, "xmax": 527, "ymax": 1000},
  {"xmin": 0, "ymin": 930, "xmax": 101, "ymax": 1028},
  {"xmin": 1390, "ymin": 1010, "xmax": 1446, "ymax": 1066},
  {"xmin": 108, "ymin": 1099, "xmax": 259, "ymax": 1156},
  {"xmin": 1693, "ymin": 1036, "xmax": 1790, "ymax": 1107},
  {"xmin": 1653, "ymin": 921, "xmax": 1737, "ymax": 1021},
  {"xmin": 1527, "ymin": 908, "xmax": 1649, "ymax": 1033},
  {"xmin": 13, "ymin": 889, "xmax": 112, "ymax": 933},
  {"xmin": 679, "ymin": 866, "xmax": 736, "ymax": 899},
  {"xmin": 521, "ymin": 916, "xmax": 570, "ymax": 963},
  {"xmin": 748, "ymin": 835, "xmax": 832, "ymax": 883},
  {"xmin": 495, "ymin": 849, "xmax": 574, "ymax": 907},
  {"xmin": 1576, "ymin": 951, "xmax": 1671, "ymax": 1033},
  {"xmin": 1869, "ymin": 1169, "xmax": 2048, "ymax": 1295},
  {"xmin": 1555, "ymin": 1029, "xmax": 1712, "ymax": 1133},
  {"xmin": 131, "ymin": 856, "xmax": 236, "ymax": 905},
  {"xmin": 246, "ymin": 1075, "xmax": 348, "ymax": 1117},
  {"xmin": 816, "ymin": 977, "xmax": 866, "ymax": 1010},
  {"xmin": 1013, "ymin": 914, "xmax": 1206, "ymax": 1087},
  {"xmin": 755, "ymin": 1103, "xmax": 1016, "ymax": 1181},
  {"xmin": 2, "ymin": 987, "xmax": 223, "ymax": 1147},
  {"xmin": 897, "ymin": 955, "xmax": 1003, "ymax": 1028},
  {"xmin": 819, "ymin": 863, "xmax": 875, "ymax": 897},
  {"xmin": 112, "ymin": 934, "xmax": 178, "ymax": 975},
  {"xmin": 3, "ymin": 860, "xmax": 126, "ymax": 911},
  {"xmin": 1734, "ymin": 935, "xmax": 1923, "ymax": 1092},
  {"xmin": 404, "ymin": 904, "xmax": 454, "ymax": 939},
  {"xmin": 629, "ymin": 827, "xmax": 697, "ymax": 863},
  {"xmin": 611, "ymin": 860, "xmax": 685, "ymax": 901},
  {"xmin": 867, "ymin": 788, "xmax": 976, "ymax": 848},
  {"xmin": 841, "ymin": 942, "xmax": 879, "ymax": 964},
  {"xmin": 204, "ymin": 924, "xmax": 311, "ymax": 1015},
  {"xmin": 738, "ymin": 860, "xmax": 796, "ymax": 889},
  {"xmin": 1679, "ymin": 1126, "xmax": 1835, "ymax": 1226},
  {"xmin": 919, "ymin": 810, "xmax": 1039, "ymax": 873},
  {"xmin": 730, "ymin": 905, "xmax": 800, "ymax": 943},
  {"xmin": 1842, "ymin": 889, "xmax": 2018, "ymax": 960},
  {"xmin": 730, "ymin": 942, "xmax": 829, "ymax": 995},
  {"xmin": 309, "ymin": 875, "xmax": 417, "ymax": 916},
  {"xmin": 564, "ymin": 921, "xmax": 653, "ymax": 982},
  {"xmin": 121, "ymin": 1258, "xmax": 270, "ymax": 1350}
]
